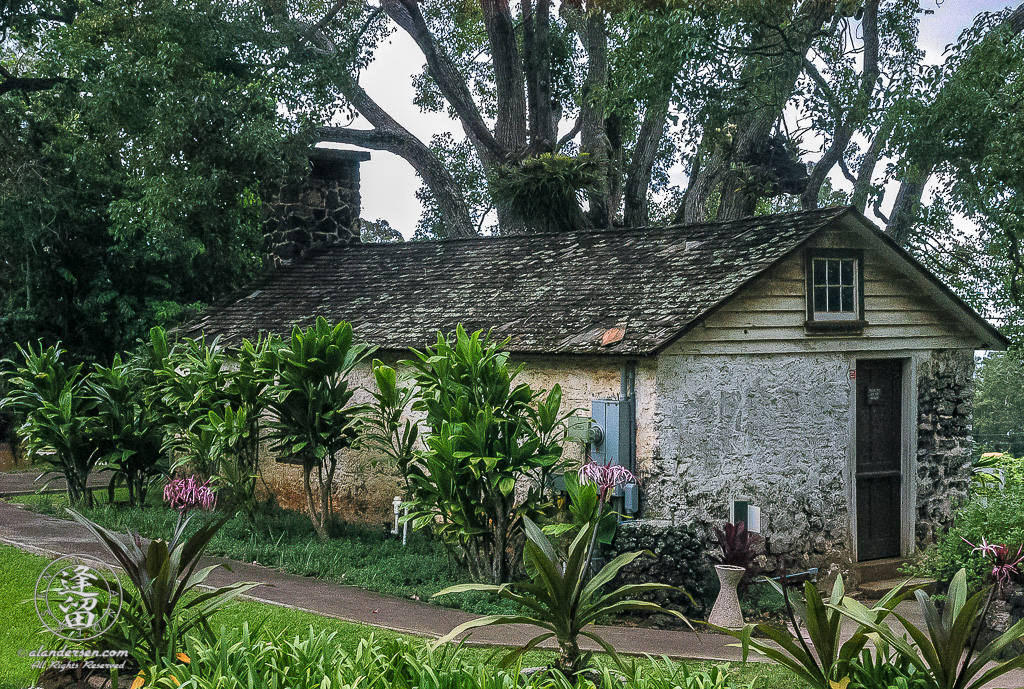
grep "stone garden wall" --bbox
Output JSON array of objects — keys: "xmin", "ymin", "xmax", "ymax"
[
  {"xmin": 605, "ymin": 519, "xmax": 717, "ymax": 620},
  {"xmin": 915, "ymin": 349, "xmax": 974, "ymax": 547}
]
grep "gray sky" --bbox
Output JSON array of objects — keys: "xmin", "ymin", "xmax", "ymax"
[{"xmin": 341, "ymin": 0, "xmax": 1013, "ymax": 237}]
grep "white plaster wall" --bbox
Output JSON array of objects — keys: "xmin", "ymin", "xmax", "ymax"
[{"xmin": 644, "ymin": 352, "xmax": 855, "ymax": 569}]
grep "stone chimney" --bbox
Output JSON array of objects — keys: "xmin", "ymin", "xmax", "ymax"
[{"xmin": 263, "ymin": 147, "xmax": 371, "ymax": 266}]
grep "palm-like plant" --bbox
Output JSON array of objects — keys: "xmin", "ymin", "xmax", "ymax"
[
  {"xmin": 89, "ymin": 354, "xmax": 165, "ymax": 506},
  {"xmin": 68, "ymin": 509, "xmax": 258, "ymax": 667},
  {"xmin": 433, "ymin": 516, "xmax": 690, "ymax": 677},
  {"xmin": 836, "ymin": 568, "xmax": 1024, "ymax": 689},
  {"xmin": 721, "ymin": 575, "xmax": 910, "ymax": 689},
  {"xmin": 260, "ymin": 318, "xmax": 373, "ymax": 539},
  {"xmin": 2, "ymin": 342, "xmax": 100, "ymax": 506}
]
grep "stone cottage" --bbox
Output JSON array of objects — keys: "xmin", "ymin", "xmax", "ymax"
[{"xmin": 183, "ymin": 149, "xmax": 1007, "ymax": 583}]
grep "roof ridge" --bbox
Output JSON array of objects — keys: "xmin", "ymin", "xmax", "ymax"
[{"xmin": 338, "ymin": 205, "xmax": 855, "ymax": 251}]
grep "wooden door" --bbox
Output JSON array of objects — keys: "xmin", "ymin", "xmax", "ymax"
[{"xmin": 856, "ymin": 359, "xmax": 903, "ymax": 561}]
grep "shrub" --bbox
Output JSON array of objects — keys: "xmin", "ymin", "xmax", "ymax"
[
  {"xmin": 914, "ymin": 489, "xmax": 1024, "ymax": 591},
  {"xmin": 372, "ymin": 326, "xmax": 570, "ymax": 584},
  {"xmin": 1, "ymin": 342, "xmax": 100, "ymax": 507},
  {"xmin": 433, "ymin": 515, "xmax": 689, "ymax": 677},
  {"xmin": 260, "ymin": 318, "xmax": 373, "ymax": 539}
]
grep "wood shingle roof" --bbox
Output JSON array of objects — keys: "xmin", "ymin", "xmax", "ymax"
[{"xmin": 183, "ymin": 206, "xmax": 868, "ymax": 355}]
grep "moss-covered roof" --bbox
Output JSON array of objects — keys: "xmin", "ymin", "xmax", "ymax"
[{"xmin": 183, "ymin": 206, "xmax": 858, "ymax": 355}]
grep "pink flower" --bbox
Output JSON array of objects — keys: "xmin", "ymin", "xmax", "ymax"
[
  {"xmin": 962, "ymin": 537, "xmax": 1024, "ymax": 590},
  {"xmin": 578, "ymin": 461, "xmax": 638, "ymax": 500},
  {"xmin": 164, "ymin": 476, "xmax": 217, "ymax": 513}
]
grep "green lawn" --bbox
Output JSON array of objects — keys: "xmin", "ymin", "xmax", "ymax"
[{"xmin": 0, "ymin": 544, "xmax": 806, "ymax": 689}]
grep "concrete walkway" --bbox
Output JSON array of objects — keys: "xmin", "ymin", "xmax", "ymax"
[
  {"xmin": 1, "ymin": 500, "xmax": 1022, "ymax": 687},
  {"xmin": 0, "ymin": 469, "xmax": 107, "ymax": 497}
]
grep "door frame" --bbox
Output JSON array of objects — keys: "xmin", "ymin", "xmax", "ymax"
[{"xmin": 846, "ymin": 352, "xmax": 918, "ymax": 561}]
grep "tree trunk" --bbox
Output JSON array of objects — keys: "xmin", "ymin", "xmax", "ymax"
[
  {"xmin": 302, "ymin": 458, "xmax": 327, "ymax": 540},
  {"xmin": 481, "ymin": 0, "xmax": 527, "ymax": 155},
  {"xmin": 885, "ymin": 169, "xmax": 929, "ymax": 244},
  {"xmin": 677, "ymin": 0, "xmax": 836, "ymax": 223},
  {"xmin": 852, "ymin": 115, "xmax": 893, "ymax": 212},
  {"xmin": 576, "ymin": 9, "xmax": 611, "ymax": 228},
  {"xmin": 624, "ymin": 87, "xmax": 671, "ymax": 227}
]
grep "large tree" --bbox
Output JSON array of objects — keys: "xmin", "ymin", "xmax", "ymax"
[
  {"xmin": 4, "ymin": 0, "xmax": 1022, "ymax": 351},
  {"xmin": 0, "ymin": 0, "xmax": 311, "ymax": 361}
]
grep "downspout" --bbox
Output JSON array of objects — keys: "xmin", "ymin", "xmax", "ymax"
[{"xmin": 620, "ymin": 360, "xmax": 638, "ymax": 515}]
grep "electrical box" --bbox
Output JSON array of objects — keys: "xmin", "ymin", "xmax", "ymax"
[
  {"xmin": 591, "ymin": 397, "xmax": 637, "ymax": 515},
  {"xmin": 566, "ymin": 416, "xmax": 592, "ymax": 443},
  {"xmin": 731, "ymin": 500, "xmax": 762, "ymax": 533},
  {"xmin": 590, "ymin": 398, "xmax": 630, "ymax": 468}
]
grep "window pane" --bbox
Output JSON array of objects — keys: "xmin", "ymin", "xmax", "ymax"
[
  {"xmin": 813, "ymin": 259, "xmax": 825, "ymax": 286},
  {"xmin": 814, "ymin": 286, "xmax": 827, "ymax": 311},
  {"xmin": 841, "ymin": 286, "xmax": 854, "ymax": 312},
  {"xmin": 827, "ymin": 259, "xmax": 838, "ymax": 285},
  {"xmin": 841, "ymin": 260, "xmax": 854, "ymax": 285},
  {"xmin": 828, "ymin": 286, "xmax": 840, "ymax": 311}
]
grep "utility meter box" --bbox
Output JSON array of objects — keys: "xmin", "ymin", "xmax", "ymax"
[
  {"xmin": 590, "ymin": 398, "xmax": 631, "ymax": 468},
  {"xmin": 590, "ymin": 397, "xmax": 638, "ymax": 515}
]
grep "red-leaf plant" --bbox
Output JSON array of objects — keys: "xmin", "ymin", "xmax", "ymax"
[{"xmin": 712, "ymin": 521, "xmax": 762, "ymax": 581}]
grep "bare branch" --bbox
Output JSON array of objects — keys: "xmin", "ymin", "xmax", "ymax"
[
  {"xmin": 379, "ymin": 0, "xmax": 500, "ymax": 164},
  {"xmin": 326, "ymin": 72, "xmax": 476, "ymax": 237}
]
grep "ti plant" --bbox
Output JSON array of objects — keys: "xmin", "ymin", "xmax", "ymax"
[
  {"xmin": 1, "ymin": 342, "xmax": 100, "ymax": 507},
  {"xmin": 68, "ymin": 509, "xmax": 258, "ymax": 668},
  {"xmin": 835, "ymin": 568, "xmax": 1024, "ymax": 689},
  {"xmin": 712, "ymin": 521, "xmax": 761, "ymax": 573},
  {"xmin": 720, "ymin": 575, "xmax": 910, "ymax": 689},
  {"xmin": 260, "ymin": 318, "xmax": 373, "ymax": 539},
  {"xmin": 433, "ymin": 515, "xmax": 690, "ymax": 678}
]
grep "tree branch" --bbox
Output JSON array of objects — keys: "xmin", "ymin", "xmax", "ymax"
[
  {"xmin": 0, "ymin": 73, "xmax": 75, "ymax": 97},
  {"xmin": 624, "ymin": 86, "xmax": 671, "ymax": 227},
  {"xmin": 326, "ymin": 72, "xmax": 476, "ymax": 237},
  {"xmin": 801, "ymin": 0, "xmax": 879, "ymax": 209},
  {"xmin": 379, "ymin": 0, "xmax": 500, "ymax": 164}
]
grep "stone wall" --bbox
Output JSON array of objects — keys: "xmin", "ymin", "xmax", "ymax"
[
  {"xmin": 263, "ymin": 148, "xmax": 370, "ymax": 266},
  {"xmin": 643, "ymin": 352, "xmax": 855, "ymax": 576},
  {"xmin": 915, "ymin": 349, "xmax": 974, "ymax": 547},
  {"xmin": 605, "ymin": 519, "xmax": 717, "ymax": 620}
]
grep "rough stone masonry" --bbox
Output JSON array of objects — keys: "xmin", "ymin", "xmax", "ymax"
[
  {"xmin": 916, "ymin": 349, "xmax": 974, "ymax": 547},
  {"xmin": 263, "ymin": 148, "xmax": 370, "ymax": 266}
]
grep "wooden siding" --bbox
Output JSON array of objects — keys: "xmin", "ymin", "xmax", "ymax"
[{"xmin": 670, "ymin": 226, "xmax": 985, "ymax": 355}]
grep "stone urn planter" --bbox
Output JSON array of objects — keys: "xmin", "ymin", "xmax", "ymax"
[{"xmin": 708, "ymin": 564, "xmax": 746, "ymax": 629}]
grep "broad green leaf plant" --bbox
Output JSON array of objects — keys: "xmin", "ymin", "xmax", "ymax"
[
  {"xmin": 721, "ymin": 575, "xmax": 910, "ymax": 689},
  {"xmin": 89, "ymin": 354, "xmax": 166, "ymax": 507},
  {"xmin": 433, "ymin": 516, "xmax": 690, "ymax": 677},
  {"xmin": 260, "ymin": 318, "xmax": 373, "ymax": 539},
  {"xmin": 835, "ymin": 568, "xmax": 1024, "ymax": 689},
  {"xmin": 399, "ymin": 326, "xmax": 571, "ymax": 584},
  {"xmin": 1, "ymin": 343, "xmax": 101, "ymax": 506}
]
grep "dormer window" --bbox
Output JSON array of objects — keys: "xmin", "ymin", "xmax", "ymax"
[{"xmin": 806, "ymin": 249, "xmax": 865, "ymax": 331}]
